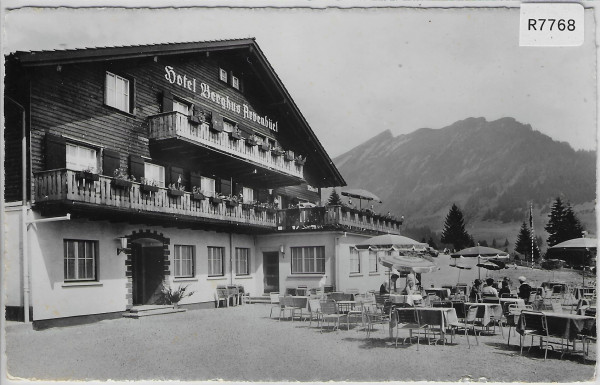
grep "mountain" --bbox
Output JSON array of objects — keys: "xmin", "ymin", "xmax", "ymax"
[{"xmin": 333, "ymin": 117, "xmax": 596, "ymax": 246}]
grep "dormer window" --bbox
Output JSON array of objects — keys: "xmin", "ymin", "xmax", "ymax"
[
  {"xmin": 231, "ymin": 75, "xmax": 240, "ymax": 90},
  {"xmin": 219, "ymin": 68, "xmax": 228, "ymax": 83},
  {"xmin": 105, "ymin": 71, "xmax": 133, "ymax": 113}
]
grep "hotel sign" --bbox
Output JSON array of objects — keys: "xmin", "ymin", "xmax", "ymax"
[{"xmin": 164, "ymin": 66, "xmax": 278, "ymax": 132}]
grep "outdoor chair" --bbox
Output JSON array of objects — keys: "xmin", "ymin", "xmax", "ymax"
[
  {"xmin": 296, "ymin": 285, "xmax": 308, "ymax": 296},
  {"xmin": 448, "ymin": 305, "xmax": 480, "ymax": 348},
  {"xmin": 307, "ymin": 299, "xmax": 322, "ymax": 327},
  {"xmin": 394, "ymin": 307, "xmax": 428, "ymax": 350},
  {"xmin": 237, "ymin": 285, "xmax": 249, "ymax": 305},
  {"xmin": 374, "ymin": 293, "xmax": 390, "ymax": 314},
  {"xmin": 520, "ymin": 310, "xmax": 550, "ymax": 360},
  {"xmin": 364, "ymin": 306, "xmax": 389, "ymax": 338},
  {"xmin": 215, "ymin": 287, "xmax": 230, "ymax": 308},
  {"xmin": 320, "ymin": 301, "xmax": 344, "ymax": 332},
  {"xmin": 323, "ymin": 285, "xmax": 334, "ymax": 293},
  {"xmin": 281, "ymin": 296, "xmax": 303, "ymax": 322},
  {"xmin": 268, "ymin": 292, "xmax": 281, "ymax": 318},
  {"xmin": 227, "ymin": 285, "xmax": 240, "ymax": 306}
]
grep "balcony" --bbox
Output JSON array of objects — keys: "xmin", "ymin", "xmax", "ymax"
[
  {"xmin": 33, "ymin": 169, "xmax": 278, "ymax": 231},
  {"xmin": 148, "ymin": 112, "xmax": 304, "ymax": 185},
  {"xmin": 277, "ymin": 206, "xmax": 402, "ymax": 235}
]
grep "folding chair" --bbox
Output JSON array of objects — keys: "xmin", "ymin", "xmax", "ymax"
[
  {"xmin": 281, "ymin": 296, "xmax": 303, "ymax": 322},
  {"xmin": 394, "ymin": 307, "xmax": 428, "ymax": 350},
  {"xmin": 215, "ymin": 287, "xmax": 230, "ymax": 308},
  {"xmin": 448, "ymin": 305, "xmax": 480, "ymax": 348},
  {"xmin": 307, "ymin": 299, "xmax": 322, "ymax": 327},
  {"xmin": 520, "ymin": 310, "xmax": 550, "ymax": 360},
  {"xmin": 268, "ymin": 292, "xmax": 281, "ymax": 318},
  {"xmin": 320, "ymin": 301, "xmax": 344, "ymax": 332}
]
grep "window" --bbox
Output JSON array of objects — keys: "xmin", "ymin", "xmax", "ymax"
[
  {"xmin": 66, "ymin": 143, "xmax": 98, "ymax": 172},
  {"xmin": 350, "ymin": 247, "xmax": 360, "ymax": 273},
  {"xmin": 235, "ymin": 248, "xmax": 250, "ymax": 276},
  {"xmin": 369, "ymin": 251, "xmax": 378, "ymax": 273},
  {"xmin": 173, "ymin": 100, "xmax": 189, "ymax": 116},
  {"xmin": 174, "ymin": 245, "xmax": 195, "ymax": 278},
  {"xmin": 231, "ymin": 75, "xmax": 240, "ymax": 90},
  {"xmin": 144, "ymin": 162, "xmax": 165, "ymax": 187},
  {"xmin": 223, "ymin": 120, "xmax": 235, "ymax": 133},
  {"xmin": 242, "ymin": 187, "xmax": 254, "ymax": 203},
  {"xmin": 291, "ymin": 246, "xmax": 325, "ymax": 274},
  {"xmin": 208, "ymin": 247, "xmax": 224, "ymax": 276},
  {"xmin": 105, "ymin": 71, "xmax": 131, "ymax": 113},
  {"xmin": 201, "ymin": 176, "xmax": 216, "ymax": 197},
  {"xmin": 64, "ymin": 240, "xmax": 97, "ymax": 281},
  {"xmin": 219, "ymin": 68, "xmax": 228, "ymax": 83}
]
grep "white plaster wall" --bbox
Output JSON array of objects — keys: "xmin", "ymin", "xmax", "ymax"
[
  {"xmin": 337, "ymin": 234, "xmax": 388, "ymax": 293},
  {"xmin": 4, "ymin": 206, "xmax": 24, "ymax": 307},
  {"xmin": 26, "ymin": 213, "xmax": 259, "ymax": 320}
]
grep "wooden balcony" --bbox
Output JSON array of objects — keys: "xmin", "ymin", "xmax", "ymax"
[
  {"xmin": 277, "ymin": 206, "xmax": 402, "ymax": 235},
  {"xmin": 33, "ymin": 169, "xmax": 277, "ymax": 231},
  {"xmin": 148, "ymin": 112, "xmax": 304, "ymax": 181}
]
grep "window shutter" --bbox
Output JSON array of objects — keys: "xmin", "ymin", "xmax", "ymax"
[
  {"xmin": 190, "ymin": 171, "xmax": 202, "ymax": 190},
  {"xmin": 161, "ymin": 89, "xmax": 173, "ymax": 112},
  {"xmin": 102, "ymin": 149, "xmax": 121, "ymax": 177},
  {"xmin": 220, "ymin": 178, "xmax": 232, "ymax": 196},
  {"xmin": 211, "ymin": 112, "xmax": 224, "ymax": 132},
  {"xmin": 129, "ymin": 155, "xmax": 145, "ymax": 181},
  {"xmin": 169, "ymin": 166, "xmax": 185, "ymax": 186},
  {"xmin": 130, "ymin": 77, "xmax": 137, "ymax": 115},
  {"xmin": 45, "ymin": 133, "xmax": 66, "ymax": 170},
  {"xmin": 257, "ymin": 189, "xmax": 269, "ymax": 202}
]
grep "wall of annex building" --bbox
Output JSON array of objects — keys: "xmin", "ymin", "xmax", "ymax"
[
  {"xmin": 24, "ymin": 211, "xmax": 259, "ymax": 321},
  {"xmin": 4, "ymin": 205, "xmax": 26, "ymax": 307},
  {"xmin": 336, "ymin": 233, "xmax": 389, "ymax": 294}
]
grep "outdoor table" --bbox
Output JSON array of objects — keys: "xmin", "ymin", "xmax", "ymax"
[
  {"xmin": 577, "ymin": 307, "xmax": 596, "ymax": 317},
  {"xmin": 389, "ymin": 307, "xmax": 459, "ymax": 340},
  {"xmin": 464, "ymin": 302, "xmax": 503, "ymax": 328},
  {"xmin": 516, "ymin": 311, "xmax": 596, "ymax": 342},
  {"xmin": 425, "ymin": 288, "xmax": 451, "ymax": 300},
  {"xmin": 389, "ymin": 294, "xmax": 423, "ymax": 306}
]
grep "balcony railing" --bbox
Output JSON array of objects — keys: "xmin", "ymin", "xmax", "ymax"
[
  {"xmin": 277, "ymin": 206, "xmax": 402, "ymax": 235},
  {"xmin": 148, "ymin": 112, "xmax": 303, "ymax": 179},
  {"xmin": 34, "ymin": 169, "xmax": 277, "ymax": 229}
]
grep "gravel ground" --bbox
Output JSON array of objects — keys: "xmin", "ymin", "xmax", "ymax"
[{"xmin": 5, "ymin": 304, "xmax": 597, "ymax": 383}]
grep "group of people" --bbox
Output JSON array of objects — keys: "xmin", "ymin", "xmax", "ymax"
[
  {"xmin": 379, "ymin": 271, "xmax": 421, "ymax": 295},
  {"xmin": 469, "ymin": 276, "xmax": 533, "ymax": 303}
]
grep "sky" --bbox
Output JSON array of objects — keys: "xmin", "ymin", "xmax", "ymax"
[{"xmin": 3, "ymin": 5, "xmax": 597, "ymax": 157}]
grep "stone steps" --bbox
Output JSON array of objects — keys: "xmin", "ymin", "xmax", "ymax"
[{"xmin": 123, "ymin": 305, "xmax": 186, "ymax": 319}]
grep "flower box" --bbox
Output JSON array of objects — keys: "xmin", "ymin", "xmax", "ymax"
[
  {"xmin": 259, "ymin": 143, "xmax": 270, "ymax": 152},
  {"xmin": 254, "ymin": 205, "xmax": 267, "ymax": 212},
  {"xmin": 225, "ymin": 200, "xmax": 238, "ymax": 208},
  {"xmin": 245, "ymin": 138, "xmax": 259, "ymax": 147},
  {"xmin": 188, "ymin": 115, "xmax": 201, "ymax": 125},
  {"xmin": 271, "ymin": 149, "xmax": 284, "ymax": 157},
  {"xmin": 295, "ymin": 158, "xmax": 306, "ymax": 166},
  {"xmin": 76, "ymin": 171, "xmax": 100, "ymax": 182},
  {"xmin": 229, "ymin": 131, "xmax": 242, "ymax": 141},
  {"xmin": 141, "ymin": 184, "xmax": 159, "ymax": 193},
  {"xmin": 242, "ymin": 203, "xmax": 254, "ymax": 210},
  {"xmin": 111, "ymin": 179, "xmax": 133, "ymax": 189},
  {"xmin": 284, "ymin": 151, "xmax": 295, "ymax": 161},
  {"xmin": 168, "ymin": 189, "xmax": 185, "ymax": 198},
  {"xmin": 266, "ymin": 208, "xmax": 277, "ymax": 215},
  {"xmin": 209, "ymin": 196, "xmax": 222, "ymax": 205},
  {"xmin": 191, "ymin": 192, "xmax": 205, "ymax": 201}
]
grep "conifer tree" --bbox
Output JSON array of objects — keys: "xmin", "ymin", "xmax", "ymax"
[
  {"xmin": 515, "ymin": 222, "xmax": 541, "ymax": 260},
  {"xmin": 440, "ymin": 204, "xmax": 472, "ymax": 251},
  {"xmin": 327, "ymin": 189, "xmax": 343, "ymax": 206},
  {"xmin": 545, "ymin": 197, "xmax": 585, "ymax": 246}
]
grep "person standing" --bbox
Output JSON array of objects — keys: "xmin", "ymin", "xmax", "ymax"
[{"xmin": 517, "ymin": 276, "xmax": 532, "ymax": 303}]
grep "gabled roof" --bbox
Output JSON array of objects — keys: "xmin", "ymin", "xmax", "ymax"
[{"xmin": 10, "ymin": 39, "xmax": 346, "ymax": 188}]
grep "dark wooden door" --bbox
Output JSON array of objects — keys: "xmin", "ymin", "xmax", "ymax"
[
  {"xmin": 263, "ymin": 252, "xmax": 280, "ymax": 293},
  {"xmin": 132, "ymin": 245, "xmax": 164, "ymax": 305}
]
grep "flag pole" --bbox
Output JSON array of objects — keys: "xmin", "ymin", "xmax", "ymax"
[{"xmin": 529, "ymin": 202, "xmax": 534, "ymax": 269}]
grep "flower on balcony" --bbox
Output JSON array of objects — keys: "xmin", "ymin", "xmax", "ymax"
[
  {"xmin": 140, "ymin": 177, "xmax": 160, "ymax": 193},
  {"xmin": 284, "ymin": 150, "xmax": 295, "ymax": 161},
  {"xmin": 294, "ymin": 155, "xmax": 306, "ymax": 165},
  {"xmin": 111, "ymin": 168, "xmax": 135, "ymax": 188},
  {"xmin": 271, "ymin": 145, "xmax": 285, "ymax": 157},
  {"xmin": 245, "ymin": 134, "xmax": 259, "ymax": 147},
  {"xmin": 229, "ymin": 127, "xmax": 243, "ymax": 141},
  {"xmin": 167, "ymin": 182, "xmax": 186, "ymax": 197},
  {"xmin": 191, "ymin": 186, "xmax": 205, "ymax": 201},
  {"xmin": 76, "ymin": 167, "xmax": 100, "ymax": 182}
]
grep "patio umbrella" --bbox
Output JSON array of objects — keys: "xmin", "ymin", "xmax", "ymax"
[
  {"xmin": 547, "ymin": 237, "xmax": 597, "ymax": 286},
  {"xmin": 341, "ymin": 188, "xmax": 382, "ymax": 209},
  {"xmin": 451, "ymin": 246, "xmax": 509, "ymax": 279},
  {"xmin": 450, "ymin": 256, "xmax": 472, "ymax": 283}
]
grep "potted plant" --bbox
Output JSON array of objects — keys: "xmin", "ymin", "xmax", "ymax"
[
  {"xmin": 254, "ymin": 201, "xmax": 268, "ymax": 212},
  {"xmin": 259, "ymin": 141, "xmax": 270, "ymax": 152},
  {"xmin": 225, "ymin": 194, "xmax": 239, "ymax": 208},
  {"xmin": 294, "ymin": 155, "xmax": 306, "ymax": 166},
  {"xmin": 76, "ymin": 167, "xmax": 100, "ymax": 182},
  {"xmin": 140, "ymin": 177, "xmax": 160, "ymax": 193},
  {"xmin": 191, "ymin": 186, "xmax": 205, "ymax": 201},
  {"xmin": 245, "ymin": 134, "xmax": 259, "ymax": 147},
  {"xmin": 271, "ymin": 145, "xmax": 284, "ymax": 157},
  {"xmin": 167, "ymin": 182, "xmax": 185, "ymax": 197},
  {"xmin": 284, "ymin": 150, "xmax": 295, "ymax": 162},
  {"xmin": 229, "ymin": 127, "xmax": 243, "ymax": 141},
  {"xmin": 111, "ymin": 168, "xmax": 135, "ymax": 189},
  {"xmin": 160, "ymin": 284, "xmax": 195, "ymax": 309},
  {"xmin": 210, "ymin": 193, "xmax": 225, "ymax": 205}
]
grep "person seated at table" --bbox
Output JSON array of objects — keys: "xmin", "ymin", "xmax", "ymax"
[
  {"xmin": 482, "ymin": 278, "xmax": 499, "ymax": 297},
  {"xmin": 498, "ymin": 280, "xmax": 511, "ymax": 297},
  {"xmin": 469, "ymin": 279, "xmax": 482, "ymax": 302},
  {"xmin": 403, "ymin": 274, "xmax": 419, "ymax": 295},
  {"xmin": 391, "ymin": 268, "xmax": 400, "ymax": 293},
  {"xmin": 379, "ymin": 281, "xmax": 389, "ymax": 295},
  {"xmin": 517, "ymin": 276, "xmax": 532, "ymax": 303}
]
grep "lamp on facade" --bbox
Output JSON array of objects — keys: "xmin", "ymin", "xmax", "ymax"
[
  {"xmin": 279, "ymin": 245, "xmax": 285, "ymax": 258},
  {"xmin": 117, "ymin": 237, "xmax": 129, "ymax": 255}
]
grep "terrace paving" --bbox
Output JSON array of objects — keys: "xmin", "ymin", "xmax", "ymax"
[{"xmin": 5, "ymin": 303, "xmax": 596, "ymax": 383}]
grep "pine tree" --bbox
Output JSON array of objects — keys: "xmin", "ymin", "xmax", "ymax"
[
  {"xmin": 515, "ymin": 222, "xmax": 541, "ymax": 260},
  {"xmin": 492, "ymin": 238, "xmax": 497, "ymax": 248},
  {"xmin": 440, "ymin": 204, "xmax": 472, "ymax": 251},
  {"xmin": 427, "ymin": 237, "xmax": 438, "ymax": 250},
  {"xmin": 327, "ymin": 189, "xmax": 343, "ymax": 206},
  {"xmin": 545, "ymin": 197, "xmax": 585, "ymax": 246},
  {"xmin": 504, "ymin": 239, "xmax": 509, "ymax": 247}
]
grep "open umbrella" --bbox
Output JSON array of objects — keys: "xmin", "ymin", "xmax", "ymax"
[
  {"xmin": 451, "ymin": 246, "xmax": 509, "ymax": 279},
  {"xmin": 450, "ymin": 256, "xmax": 472, "ymax": 283},
  {"xmin": 547, "ymin": 237, "xmax": 597, "ymax": 286},
  {"xmin": 341, "ymin": 188, "xmax": 382, "ymax": 210}
]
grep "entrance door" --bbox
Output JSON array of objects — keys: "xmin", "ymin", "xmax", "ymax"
[
  {"xmin": 263, "ymin": 252, "xmax": 280, "ymax": 293},
  {"xmin": 132, "ymin": 244, "xmax": 165, "ymax": 305}
]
